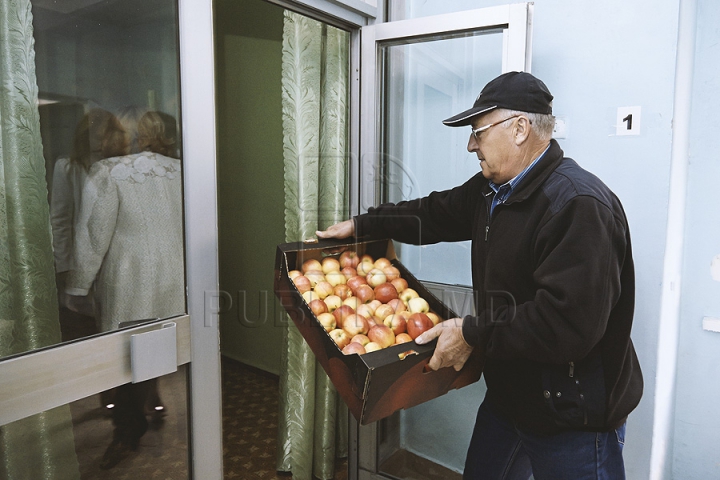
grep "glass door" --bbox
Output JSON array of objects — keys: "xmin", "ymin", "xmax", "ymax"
[
  {"xmin": 354, "ymin": 4, "xmax": 533, "ymax": 478},
  {"xmin": 0, "ymin": 0, "xmax": 221, "ymax": 477}
]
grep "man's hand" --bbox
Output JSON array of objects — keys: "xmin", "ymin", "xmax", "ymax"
[
  {"xmin": 316, "ymin": 219, "xmax": 354, "ymax": 239},
  {"xmin": 415, "ymin": 317, "xmax": 473, "ymax": 371}
]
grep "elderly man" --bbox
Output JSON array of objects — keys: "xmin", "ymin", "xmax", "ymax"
[{"xmin": 318, "ymin": 71, "xmax": 642, "ymax": 479}]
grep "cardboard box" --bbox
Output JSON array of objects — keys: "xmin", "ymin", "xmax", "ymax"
[{"xmin": 274, "ymin": 237, "xmax": 483, "ymax": 425}]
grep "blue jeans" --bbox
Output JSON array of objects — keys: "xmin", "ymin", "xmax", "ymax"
[{"xmin": 463, "ymin": 399, "xmax": 626, "ymax": 480}]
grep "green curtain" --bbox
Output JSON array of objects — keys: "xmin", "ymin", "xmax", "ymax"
[
  {"xmin": 277, "ymin": 10, "xmax": 350, "ymax": 480},
  {"xmin": 0, "ymin": 0, "xmax": 80, "ymax": 478}
]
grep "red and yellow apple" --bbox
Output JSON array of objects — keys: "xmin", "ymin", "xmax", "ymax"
[
  {"xmin": 314, "ymin": 281, "xmax": 334, "ymax": 299},
  {"xmin": 383, "ymin": 313, "xmax": 407, "ymax": 335},
  {"xmin": 321, "ymin": 257, "xmax": 341, "ymax": 274},
  {"xmin": 302, "ymin": 258, "xmax": 322, "ymax": 273},
  {"xmin": 343, "ymin": 313, "xmax": 369, "ymax": 336},
  {"xmin": 308, "ymin": 299, "xmax": 328, "ymax": 316},
  {"xmin": 408, "ymin": 297, "xmax": 430, "ymax": 314},
  {"xmin": 406, "ymin": 312, "xmax": 434, "ymax": 340},
  {"xmin": 293, "ymin": 275, "xmax": 312, "ymax": 294},
  {"xmin": 333, "ymin": 284, "xmax": 352, "ymax": 300},
  {"xmin": 366, "ymin": 268, "xmax": 387, "ymax": 288},
  {"xmin": 342, "ymin": 342, "xmax": 366, "ymax": 355},
  {"xmin": 394, "ymin": 333, "xmax": 413, "ymax": 344},
  {"xmin": 391, "ymin": 277, "xmax": 408, "ymax": 293},
  {"xmin": 368, "ymin": 324, "xmax": 395, "ymax": 348},
  {"xmin": 324, "ymin": 295, "xmax": 342, "ymax": 312},
  {"xmin": 316, "ymin": 312, "xmax": 336, "ymax": 332},
  {"xmin": 339, "ymin": 250, "xmax": 360, "ymax": 269},
  {"xmin": 329, "ymin": 328, "xmax": 351, "ymax": 349}
]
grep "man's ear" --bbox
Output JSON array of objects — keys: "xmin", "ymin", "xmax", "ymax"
[{"xmin": 513, "ymin": 116, "xmax": 531, "ymax": 145}]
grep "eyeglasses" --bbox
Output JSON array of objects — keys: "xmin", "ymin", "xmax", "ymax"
[{"xmin": 470, "ymin": 114, "xmax": 523, "ymax": 141}]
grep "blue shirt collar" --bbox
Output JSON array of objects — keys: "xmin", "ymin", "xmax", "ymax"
[
  {"xmin": 487, "ymin": 144, "xmax": 550, "ymax": 215},
  {"xmin": 488, "ymin": 144, "xmax": 551, "ymax": 195}
]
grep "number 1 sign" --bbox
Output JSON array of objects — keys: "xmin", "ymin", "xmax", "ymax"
[{"xmin": 616, "ymin": 106, "xmax": 641, "ymax": 136}]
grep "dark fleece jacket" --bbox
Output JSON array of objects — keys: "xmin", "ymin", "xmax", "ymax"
[{"xmin": 355, "ymin": 139, "xmax": 643, "ymax": 433}]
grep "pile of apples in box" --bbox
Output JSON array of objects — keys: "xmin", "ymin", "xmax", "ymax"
[{"xmin": 289, "ymin": 250, "xmax": 442, "ymax": 355}]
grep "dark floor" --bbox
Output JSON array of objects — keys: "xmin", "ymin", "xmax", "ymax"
[{"xmin": 221, "ymin": 356, "xmax": 348, "ymax": 480}]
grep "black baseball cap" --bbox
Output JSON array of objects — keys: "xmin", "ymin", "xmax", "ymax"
[{"xmin": 443, "ymin": 71, "xmax": 553, "ymax": 127}]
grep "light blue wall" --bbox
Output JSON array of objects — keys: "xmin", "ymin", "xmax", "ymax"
[
  {"xmin": 398, "ymin": 1, "xmax": 682, "ymax": 477},
  {"xmin": 673, "ymin": 0, "xmax": 720, "ymax": 478}
]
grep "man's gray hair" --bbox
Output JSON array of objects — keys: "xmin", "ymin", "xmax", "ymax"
[{"xmin": 499, "ymin": 109, "xmax": 555, "ymax": 141}]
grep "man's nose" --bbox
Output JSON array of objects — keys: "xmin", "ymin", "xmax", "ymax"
[{"xmin": 467, "ymin": 134, "xmax": 478, "ymax": 153}]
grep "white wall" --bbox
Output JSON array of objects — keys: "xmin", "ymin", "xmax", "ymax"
[
  {"xmin": 672, "ymin": 0, "xmax": 720, "ymax": 478},
  {"xmin": 396, "ymin": 1, "xmax": 684, "ymax": 478}
]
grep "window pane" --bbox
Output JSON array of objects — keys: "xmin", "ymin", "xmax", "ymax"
[
  {"xmin": 380, "ymin": 32, "xmax": 503, "ymax": 286},
  {"xmin": 388, "ymin": 0, "xmax": 488, "ymax": 21},
  {"xmin": 31, "ymin": 0, "xmax": 186, "ymax": 340}
]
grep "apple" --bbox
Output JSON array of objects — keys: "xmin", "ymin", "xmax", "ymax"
[
  {"xmin": 367, "ymin": 299, "xmax": 382, "ymax": 313},
  {"xmin": 314, "ymin": 281, "xmax": 334, "ymax": 299},
  {"xmin": 302, "ymin": 291, "xmax": 320, "ymax": 303},
  {"xmin": 391, "ymin": 277, "xmax": 408, "ymax": 293},
  {"xmin": 366, "ymin": 268, "xmax": 387, "ymax": 287},
  {"xmin": 339, "ymin": 250, "xmax": 360, "ymax": 269},
  {"xmin": 324, "ymin": 295, "xmax": 342, "ymax": 312},
  {"xmin": 368, "ymin": 324, "xmax": 395, "ymax": 348},
  {"xmin": 364, "ymin": 342, "xmax": 381, "ymax": 353},
  {"xmin": 356, "ymin": 259, "xmax": 375, "ymax": 277},
  {"xmin": 341, "ymin": 266, "xmax": 357, "ymax": 279},
  {"xmin": 426, "ymin": 312, "xmax": 441, "ymax": 326},
  {"xmin": 383, "ymin": 313, "xmax": 407, "ymax": 335},
  {"xmin": 351, "ymin": 334, "xmax": 370, "ymax": 347},
  {"xmin": 374, "ymin": 303, "xmax": 395, "ymax": 321},
  {"xmin": 288, "ymin": 270, "xmax": 302, "ymax": 280},
  {"xmin": 368, "ymin": 316, "xmax": 380, "ymax": 327},
  {"xmin": 325, "ymin": 271, "xmax": 347, "ymax": 286},
  {"xmin": 293, "ymin": 275, "xmax": 312, "ymax": 294},
  {"xmin": 356, "ymin": 303, "xmax": 375, "ymax": 320},
  {"xmin": 322, "ymin": 257, "xmax": 341, "ymax": 274},
  {"xmin": 394, "ymin": 333, "xmax": 413, "ymax": 344},
  {"xmin": 333, "ymin": 284, "xmax": 352, "ymax": 300},
  {"xmin": 374, "ymin": 257, "xmax": 392, "ymax": 270},
  {"xmin": 343, "ymin": 314, "xmax": 369, "ymax": 336},
  {"xmin": 397, "ymin": 310, "xmax": 411, "ymax": 321},
  {"xmin": 308, "ymin": 299, "xmax": 328, "ymax": 316},
  {"xmin": 407, "ymin": 312, "xmax": 434, "ymax": 340},
  {"xmin": 342, "ymin": 296, "xmax": 360, "ymax": 311},
  {"xmin": 354, "ymin": 284, "xmax": 375, "ymax": 304},
  {"xmin": 333, "ymin": 305, "xmax": 355, "ymax": 328},
  {"xmin": 342, "ymin": 342, "xmax": 366, "ymax": 355},
  {"xmin": 359, "ymin": 254, "xmax": 374, "ymax": 264},
  {"xmin": 346, "ymin": 275, "xmax": 368, "ymax": 294},
  {"xmin": 374, "ymin": 282, "xmax": 399, "ymax": 304},
  {"xmin": 302, "ymin": 258, "xmax": 322, "ymax": 273},
  {"xmin": 387, "ymin": 298, "xmax": 406, "ymax": 313},
  {"xmin": 305, "ymin": 270, "xmax": 325, "ymax": 288},
  {"xmin": 329, "ymin": 328, "xmax": 351, "ymax": 349},
  {"xmin": 408, "ymin": 297, "xmax": 430, "ymax": 314},
  {"xmin": 316, "ymin": 312, "xmax": 336, "ymax": 332},
  {"xmin": 382, "ymin": 266, "xmax": 400, "ymax": 282},
  {"xmin": 399, "ymin": 287, "xmax": 419, "ymax": 305}
]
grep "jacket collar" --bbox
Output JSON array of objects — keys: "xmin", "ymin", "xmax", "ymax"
[{"xmin": 481, "ymin": 139, "xmax": 565, "ymax": 204}]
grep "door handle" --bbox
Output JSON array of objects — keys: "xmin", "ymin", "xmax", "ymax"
[{"xmin": 130, "ymin": 322, "xmax": 178, "ymax": 383}]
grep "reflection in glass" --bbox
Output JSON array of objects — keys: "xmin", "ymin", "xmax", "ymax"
[
  {"xmin": 30, "ymin": 0, "xmax": 186, "ymax": 341},
  {"xmin": 379, "ymin": 33, "xmax": 503, "ymax": 286},
  {"xmin": 1, "ymin": 367, "xmax": 189, "ymax": 477}
]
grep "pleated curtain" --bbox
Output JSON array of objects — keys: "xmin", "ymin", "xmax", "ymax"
[
  {"xmin": 276, "ymin": 11, "xmax": 350, "ymax": 480},
  {"xmin": 0, "ymin": 0, "xmax": 80, "ymax": 478}
]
